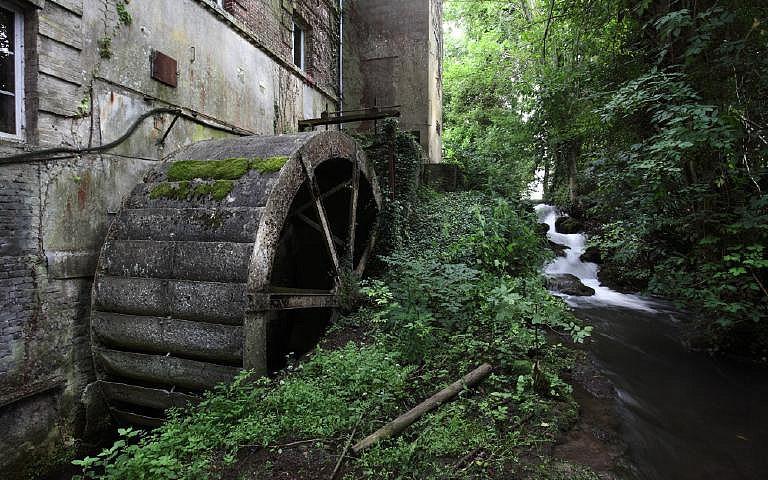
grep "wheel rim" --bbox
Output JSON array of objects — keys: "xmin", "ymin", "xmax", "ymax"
[{"xmin": 264, "ymin": 152, "xmax": 379, "ymax": 371}]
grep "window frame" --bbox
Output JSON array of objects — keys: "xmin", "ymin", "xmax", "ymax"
[
  {"xmin": 292, "ymin": 19, "xmax": 306, "ymax": 71},
  {"xmin": 0, "ymin": 0, "xmax": 24, "ymax": 141}
]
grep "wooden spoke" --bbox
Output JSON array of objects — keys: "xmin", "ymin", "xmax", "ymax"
[
  {"xmin": 269, "ymin": 286, "xmax": 336, "ymax": 295},
  {"xmin": 269, "ymin": 287, "xmax": 339, "ymax": 310},
  {"xmin": 299, "ymin": 155, "xmax": 341, "ymax": 276},
  {"xmin": 347, "ymin": 155, "xmax": 360, "ymax": 265},
  {"xmin": 354, "ymin": 221, "xmax": 379, "ymax": 276},
  {"xmin": 296, "ymin": 213, "xmax": 345, "ymax": 248},
  {"xmin": 292, "ymin": 180, "xmax": 350, "ymax": 218}
]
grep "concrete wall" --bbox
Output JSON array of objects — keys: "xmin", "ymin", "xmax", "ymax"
[
  {"xmin": 0, "ymin": 0, "xmax": 339, "ymax": 474},
  {"xmin": 342, "ymin": 0, "xmax": 443, "ymax": 163}
]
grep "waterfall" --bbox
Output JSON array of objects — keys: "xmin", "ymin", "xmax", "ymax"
[{"xmin": 535, "ymin": 204, "xmax": 658, "ymax": 312}]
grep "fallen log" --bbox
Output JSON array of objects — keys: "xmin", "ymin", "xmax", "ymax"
[{"xmin": 352, "ymin": 363, "xmax": 493, "ymax": 454}]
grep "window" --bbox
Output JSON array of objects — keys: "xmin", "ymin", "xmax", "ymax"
[
  {"xmin": 292, "ymin": 19, "xmax": 305, "ymax": 71},
  {"xmin": 0, "ymin": 1, "xmax": 23, "ymax": 139}
]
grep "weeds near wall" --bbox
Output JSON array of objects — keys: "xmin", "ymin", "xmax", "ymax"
[{"xmin": 116, "ymin": 2, "xmax": 132, "ymax": 27}]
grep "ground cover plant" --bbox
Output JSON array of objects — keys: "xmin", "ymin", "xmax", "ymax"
[{"xmin": 73, "ymin": 189, "xmax": 597, "ymax": 479}]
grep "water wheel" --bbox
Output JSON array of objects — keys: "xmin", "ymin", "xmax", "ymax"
[{"xmin": 89, "ymin": 132, "xmax": 381, "ymax": 426}]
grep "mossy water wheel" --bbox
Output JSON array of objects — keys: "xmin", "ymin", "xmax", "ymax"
[{"xmin": 90, "ymin": 132, "xmax": 381, "ymax": 426}]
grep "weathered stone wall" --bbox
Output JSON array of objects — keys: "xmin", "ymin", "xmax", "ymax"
[
  {"xmin": 223, "ymin": 0, "xmax": 340, "ymax": 95},
  {"xmin": 0, "ymin": 0, "xmax": 441, "ymax": 473},
  {"xmin": 342, "ymin": 0, "xmax": 443, "ymax": 163},
  {"xmin": 0, "ymin": 0, "xmax": 340, "ymax": 474}
]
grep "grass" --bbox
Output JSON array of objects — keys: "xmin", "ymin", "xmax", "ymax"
[{"xmin": 73, "ymin": 190, "xmax": 602, "ymax": 480}]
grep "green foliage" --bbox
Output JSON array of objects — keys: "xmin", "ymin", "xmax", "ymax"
[
  {"xmin": 116, "ymin": 2, "xmax": 132, "ymax": 26},
  {"xmin": 452, "ymin": 198, "xmax": 549, "ymax": 275},
  {"xmin": 97, "ymin": 37, "xmax": 112, "ymax": 59},
  {"xmin": 444, "ymin": 0, "xmax": 768, "ymax": 351},
  {"xmin": 74, "ymin": 345, "xmax": 411, "ymax": 479},
  {"xmin": 359, "ymin": 119, "xmax": 424, "ymax": 256}
]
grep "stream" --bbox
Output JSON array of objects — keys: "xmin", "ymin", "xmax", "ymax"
[{"xmin": 536, "ymin": 204, "xmax": 768, "ymax": 480}]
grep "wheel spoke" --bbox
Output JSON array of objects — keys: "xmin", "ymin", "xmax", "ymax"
[
  {"xmin": 355, "ymin": 220, "xmax": 379, "ymax": 276},
  {"xmin": 291, "ymin": 180, "xmax": 350, "ymax": 218},
  {"xmin": 299, "ymin": 155, "xmax": 341, "ymax": 275},
  {"xmin": 347, "ymin": 155, "xmax": 360, "ymax": 265},
  {"xmin": 296, "ymin": 213, "xmax": 345, "ymax": 248}
]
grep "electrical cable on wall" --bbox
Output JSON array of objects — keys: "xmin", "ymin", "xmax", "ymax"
[{"xmin": 1, "ymin": 107, "xmax": 252, "ymax": 165}]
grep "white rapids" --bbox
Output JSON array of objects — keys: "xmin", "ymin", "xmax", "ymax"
[{"xmin": 535, "ymin": 204, "xmax": 658, "ymax": 312}]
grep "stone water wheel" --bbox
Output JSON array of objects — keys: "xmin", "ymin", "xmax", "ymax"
[{"xmin": 89, "ymin": 132, "xmax": 381, "ymax": 426}]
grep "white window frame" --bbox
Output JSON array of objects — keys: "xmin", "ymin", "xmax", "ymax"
[
  {"xmin": 0, "ymin": 0, "xmax": 24, "ymax": 141},
  {"xmin": 292, "ymin": 20, "xmax": 305, "ymax": 71}
]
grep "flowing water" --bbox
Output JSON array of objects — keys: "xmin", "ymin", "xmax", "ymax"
[{"xmin": 536, "ymin": 204, "xmax": 768, "ymax": 480}]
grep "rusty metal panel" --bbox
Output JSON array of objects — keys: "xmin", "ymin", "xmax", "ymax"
[{"xmin": 151, "ymin": 50, "xmax": 177, "ymax": 88}]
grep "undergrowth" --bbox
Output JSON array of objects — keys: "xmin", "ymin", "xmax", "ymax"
[{"xmin": 74, "ymin": 190, "xmax": 594, "ymax": 479}]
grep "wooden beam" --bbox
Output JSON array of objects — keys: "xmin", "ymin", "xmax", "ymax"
[
  {"xmin": 352, "ymin": 364, "xmax": 493, "ymax": 453},
  {"xmin": 299, "ymin": 108, "xmax": 400, "ymax": 130},
  {"xmin": 99, "ymin": 381, "xmax": 200, "ymax": 411},
  {"xmin": 270, "ymin": 293, "xmax": 339, "ymax": 310}
]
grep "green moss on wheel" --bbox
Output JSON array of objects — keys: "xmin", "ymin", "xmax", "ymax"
[
  {"xmin": 251, "ymin": 156, "xmax": 288, "ymax": 173},
  {"xmin": 165, "ymin": 156, "xmax": 288, "ymax": 182},
  {"xmin": 149, "ymin": 180, "xmax": 233, "ymax": 201},
  {"xmin": 167, "ymin": 158, "xmax": 251, "ymax": 181},
  {"xmin": 149, "ymin": 181, "xmax": 191, "ymax": 200},
  {"xmin": 194, "ymin": 180, "xmax": 234, "ymax": 200}
]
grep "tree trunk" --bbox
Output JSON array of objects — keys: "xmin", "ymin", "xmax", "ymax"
[{"xmin": 567, "ymin": 140, "xmax": 580, "ymax": 202}]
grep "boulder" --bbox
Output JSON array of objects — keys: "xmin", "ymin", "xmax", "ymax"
[
  {"xmin": 537, "ymin": 223, "xmax": 550, "ymax": 236},
  {"xmin": 580, "ymin": 246, "xmax": 602, "ymax": 264},
  {"xmin": 555, "ymin": 216, "xmax": 583, "ymax": 234},
  {"xmin": 546, "ymin": 274, "xmax": 595, "ymax": 296},
  {"xmin": 549, "ymin": 240, "xmax": 569, "ymax": 257}
]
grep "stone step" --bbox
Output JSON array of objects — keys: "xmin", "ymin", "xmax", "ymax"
[
  {"xmin": 111, "ymin": 207, "xmax": 263, "ymax": 243},
  {"xmin": 93, "ymin": 276, "xmax": 246, "ymax": 325},
  {"xmin": 101, "ymin": 240, "xmax": 253, "ymax": 283},
  {"xmin": 99, "ymin": 381, "xmax": 200, "ymax": 411},
  {"xmin": 125, "ymin": 176, "xmax": 276, "ymax": 209},
  {"xmin": 95, "ymin": 348, "xmax": 241, "ymax": 391},
  {"xmin": 92, "ymin": 312, "xmax": 243, "ymax": 364}
]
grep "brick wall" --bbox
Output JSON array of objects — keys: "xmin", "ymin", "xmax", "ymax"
[
  {"xmin": 0, "ymin": 165, "xmax": 41, "ymax": 380},
  {"xmin": 221, "ymin": 0, "xmax": 339, "ymax": 96}
]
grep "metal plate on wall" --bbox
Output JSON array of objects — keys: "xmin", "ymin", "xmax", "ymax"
[{"xmin": 151, "ymin": 50, "xmax": 177, "ymax": 88}]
